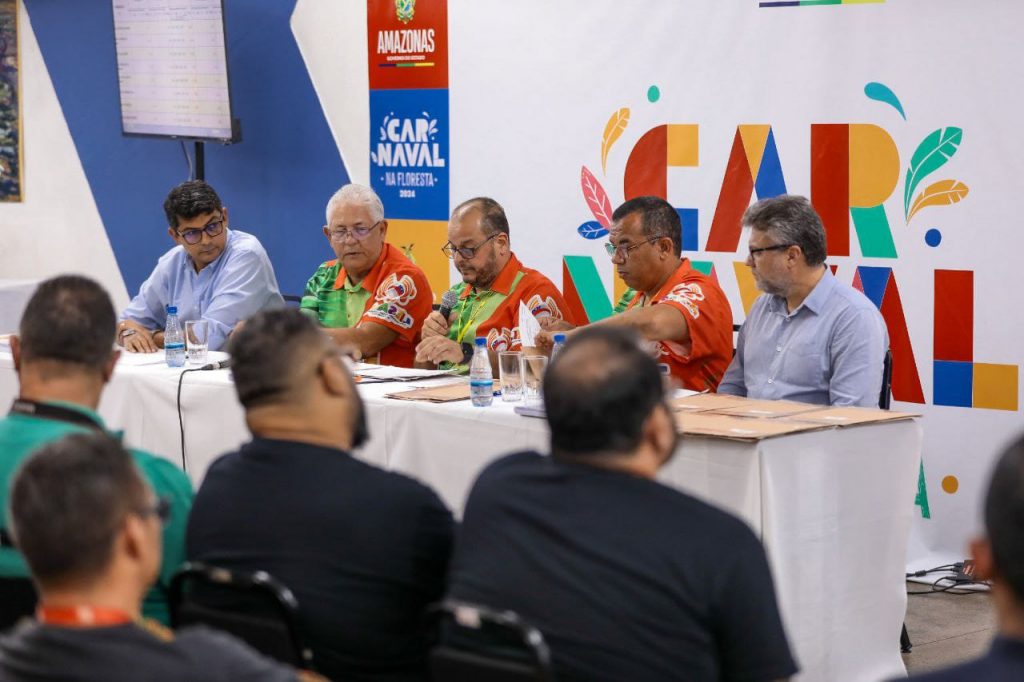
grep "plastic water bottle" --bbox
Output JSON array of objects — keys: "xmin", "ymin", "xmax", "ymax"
[
  {"xmin": 469, "ymin": 336, "xmax": 494, "ymax": 407},
  {"xmin": 164, "ymin": 306, "xmax": 186, "ymax": 368},
  {"xmin": 550, "ymin": 333, "xmax": 567, "ymax": 361}
]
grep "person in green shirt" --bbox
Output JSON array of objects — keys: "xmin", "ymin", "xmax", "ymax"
[{"xmin": 0, "ymin": 275, "xmax": 193, "ymax": 625}]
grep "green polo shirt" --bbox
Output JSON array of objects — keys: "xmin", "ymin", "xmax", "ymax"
[
  {"xmin": 0, "ymin": 402, "xmax": 194, "ymax": 625},
  {"xmin": 300, "ymin": 260, "xmax": 372, "ymax": 329}
]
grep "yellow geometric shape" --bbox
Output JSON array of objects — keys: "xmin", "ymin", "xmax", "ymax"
[
  {"xmin": 732, "ymin": 261, "xmax": 763, "ymax": 316},
  {"xmin": 848, "ymin": 124, "xmax": 900, "ymax": 208},
  {"xmin": 973, "ymin": 362, "xmax": 1019, "ymax": 411},
  {"xmin": 666, "ymin": 124, "xmax": 699, "ymax": 167},
  {"xmin": 941, "ymin": 475, "xmax": 959, "ymax": 494},
  {"xmin": 613, "ymin": 269, "xmax": 629, "ymax": 307},
  {"xmin": 738, "ymin": 125, "xmax": 771, "ymax": 180},
  {"xmin": 385, "ymin": 219, "xmax": 449, "ymax": 304}
]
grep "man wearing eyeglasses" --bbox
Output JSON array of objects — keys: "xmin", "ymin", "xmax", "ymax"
[
  {"xmin": 415, "ymin": 197, "xmax": 575, "ymax": 369},
  {"xmin": 539, "ymin": 196, "xmax": 734, "ymax": 392},
  {"xmin": 117, "ymin": 180, "xmax": 284, "ymax": 353},
  {"xmin": 718, "ymin": 195, "xmax": 889, "ymax": 406},
  {"xmin": 299, "ymin": 184, "xmax": 433, "ymax": 367}
]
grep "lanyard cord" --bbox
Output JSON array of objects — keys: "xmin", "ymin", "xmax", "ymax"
[{"xmin": 455, "ymin": 290, "xmax": 492, "ymax": 344}]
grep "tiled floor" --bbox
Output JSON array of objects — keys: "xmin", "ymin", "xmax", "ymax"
[{"xmin": 901, "ymin": 581, "xmax": 996, "ymax": 676}]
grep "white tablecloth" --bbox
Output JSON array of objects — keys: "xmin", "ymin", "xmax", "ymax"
[
  {"xmin": 0, "ymin": 354, "xmax": 921, "ymax": 682},
  {"xmin": 0, "ymin": 279, "xmax": 40, "ymax": 334}
]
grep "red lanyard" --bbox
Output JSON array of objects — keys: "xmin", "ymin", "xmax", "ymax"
[{"xmin": 37, "ymin": 605, "xmax": 134, "ymax": 627}]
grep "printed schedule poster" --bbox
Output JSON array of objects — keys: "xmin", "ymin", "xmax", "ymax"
[
  {"xmin": 369, "ymin": 88, "xmax": 449, "ymax": 221},
  {"xmin": 112, "ymin": 0, "xmax": 234, "ymax": 140}
]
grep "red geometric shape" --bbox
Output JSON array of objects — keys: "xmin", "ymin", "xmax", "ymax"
[
  {"xmin": 934, "ymin": 270, "xmax": 973, "ymax": 362},
  {"xmin": 624, "ymin": 125, "xmax": 668, "ymax": 200},
  {"xmin": 705, "ymin": 129, "xmax": 755, "ymax": 252},
  {"xmin": 880, "ymin": 274, "xmax": 925, "ymax": 403},
  {"xmin": 811, "ymin": 124, "xmax": 850, "ymax": 257},
  {"xmin": 561, "ymin": 261, "xmax": 588, "ymax": 325}
]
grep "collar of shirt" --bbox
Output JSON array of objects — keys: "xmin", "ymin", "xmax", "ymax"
[
  {"xmin": 460, "ymin": 252, "xmax": 523, "ymax": 300},
  {"xmin": 10, "ymin": 400, "xmax": 126, "ymax": 440},
  {"xmin": 332, "ymin": 242, "xmax": 396, "ymax": 294},
  {"xmin": 769, "ymin": 266, "xmax": 836, "ymax": 317},
  {"xmin": 640, "ymin": 258, "xmax": 694, "ymax": 305}
]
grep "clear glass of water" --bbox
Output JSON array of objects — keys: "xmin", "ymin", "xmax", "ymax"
[
  {"xmin": 185, "ymin": 320, "xmax": 209, "ymax": 365},
  {"xmin": 520, "ymin": 355, "xmax": 548, "ymax": 407},
  {"xmin": 499, "ymin": 351, "xmax": 523, "ymax": 402}
]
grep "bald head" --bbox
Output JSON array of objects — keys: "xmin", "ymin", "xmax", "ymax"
[{"xmin": 543, "ymin": 327, "xmax": 666, "ymax": 458}]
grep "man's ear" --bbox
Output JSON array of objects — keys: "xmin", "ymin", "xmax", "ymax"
[
  {"xmin": 10, "ymin": 335, "xmax": 21, "ymax": 372},
  {"xmin": 168, "ymin": 226, "xmax": 181, "ymax": 245},
  {"xmin": 221, "ymin": 206, "xmax": 229, "ymax": 228},
  {"xmin": 645, "ymin": 404, "xmax": 676, "ymax": 462},
  {"xmin": 970, "ymin": 537, "xmax": 995, "ymax": 581},
  {"xmin": 121, "ymin": 514, "xmax": 147, "ymax": 564},
  {"xmin": 319, "ymin": 355, "xmax": 353, "ymax": 400},
  {"xmin": 103, "ymin": 350, "xmax": 121, "ymax": 384},
  {"xmin": 378, "ymin": 219, "xmax": 389, "ymax": 240}
]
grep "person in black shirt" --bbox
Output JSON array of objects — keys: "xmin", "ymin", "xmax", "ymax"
[
  {"xmin": 900, "ymin": 433, "xmax": 1024, "ymax": 681},
  {"xmin": 0, "ymin": 432, "xmax": 298, "ymax": 681},
  {"xmin": 447, "ymin": 326, "xmax": 798, "ymax": 682},
  {"xmin": 187, "ymin": 308, "xmax": 454, "ymax": 681}
]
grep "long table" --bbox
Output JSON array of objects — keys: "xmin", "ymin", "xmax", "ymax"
[{"xmin": 0, "ymin": 353, "xmax": 921, "ymax": 682}]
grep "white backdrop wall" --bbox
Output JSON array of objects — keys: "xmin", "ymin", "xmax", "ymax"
[{"xmin": 301, "ymin": 0, "xmax": 1024, "ymax": 565}]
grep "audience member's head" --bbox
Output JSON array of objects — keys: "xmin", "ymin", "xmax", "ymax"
[
  {"xmin": 543, "ymin": 326, "xmax": 677, "ymax": 473},
  {"xmin": 323, "ymin": 183, "xmax": 388, "ymax": 281},
  {"xmin": 13, "ymin": 275, "xmax": 118, "ymax": 387},
  {"xmin": 976, "ymin": 434, "xmax": 1024, "ymax": 613},
  {"xmin": 228, "ymin": 308, "xmax": 368, "ymax": 449},
  {"xmin": 8, "ymin": 432, "xmax": 163, "ymax": 602},
  {"xmin": 742, "ymin": 195, "xmax": 827, "ymax": 296},
  {"xmin": 163, "ymin": 180, "xmax": 230, "ymax": 271},
  {"xmin": 446, "ymin": 197, "xmax": 511, "ymax": 289}
]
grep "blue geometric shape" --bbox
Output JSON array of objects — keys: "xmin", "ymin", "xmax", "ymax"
[
  {"xmin": 24, "ymin": 0, "xmax": 348, "ymax": 296},
  {"xmin": 925, "ymin": 228, "xmax": 942, "ymax": 247},
  {"xmin": 933, "ymin": 360, "xmax": 973, "ymax": 407},
  {"xmin": 856, "ymin": 266, "xmax": 891, "ymax": 310},
  {"xmin": 754, "ymin": 128, "xmax": 788, "ymax": 200},
  {"xmin": 864, "ymin": 82, "xmax": 907, "ymax": 121},
  {"xmin": 677, "ymin": 208, "xmax": 699, "ymax": 252},
  {"xmin": 577, "ymin": 221, "xmax": 607, "ymax": 240}
]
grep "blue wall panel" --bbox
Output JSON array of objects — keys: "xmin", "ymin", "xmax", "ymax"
[{"xmin": 24, "ymin": 0, "xmax": 348, "ymax": 297}]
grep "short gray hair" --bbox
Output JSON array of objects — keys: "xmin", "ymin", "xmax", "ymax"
[
  {"xmin": 742, "ymin": 195, "xmax": 827, "ymax": 266},
  {"xmin": 325, "ymin": 184, "xmax": 384, "ymax": 224}
]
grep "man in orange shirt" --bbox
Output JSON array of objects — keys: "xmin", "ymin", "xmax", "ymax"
[
  {"xmin": 415, "ymin": 197, "xmax": 576, "ymax": 370},
  {"xmin": 301, "ymin": 184, "xmax": 433, "ymax": 367},
  {"xmin": 540, "ymin": 196, "xmax": 733, "ymax": 391}
]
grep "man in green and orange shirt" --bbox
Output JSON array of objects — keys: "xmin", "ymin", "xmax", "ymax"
[
  {"xmin": 539, "ymin": 196, "xmax": 734, "ymax": 392},
  {"xmin": 300, "ymin": 184, "xmax": 433, "ymax": 367},
  {"xmin": 415, "ymin": 197, "xmax": 576, "ymax": 370}
]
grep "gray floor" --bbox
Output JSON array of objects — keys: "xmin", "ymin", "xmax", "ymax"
[{"xmin": 901, "ymin": 581, "xmax": 996, "ymax": 675}]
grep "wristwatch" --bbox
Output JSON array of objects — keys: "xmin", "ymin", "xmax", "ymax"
[{"xmin": 460, "ymin": 342, "xmax": 474, "ymax": 365}]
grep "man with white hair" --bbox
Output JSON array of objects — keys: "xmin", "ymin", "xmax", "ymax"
[{"xmin": 300, "ymin": 184, "xmax": 434, "ymax": 367}]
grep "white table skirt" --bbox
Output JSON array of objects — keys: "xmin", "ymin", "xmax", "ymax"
[{"xmin": 0, "ymin": 354, "xmax": 921, "ymax": 682}]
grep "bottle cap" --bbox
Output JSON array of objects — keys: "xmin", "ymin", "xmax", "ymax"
[
  {"xmin": 553, "ymin": 333, "xmax": 567, "ymax": 343},
  {"xmin": 167, "ymin": 305, "xmax": 177, "ymax": 315},
  {"xmin": 474, "ymin": 336, "xmax": 487, "ymax": 346}
]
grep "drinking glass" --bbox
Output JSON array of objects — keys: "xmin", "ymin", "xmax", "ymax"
[
  {"xmin": 499, "ymin": 351, "xmax": 523, "ymax": 402},
  {"xmin": 520, "ymin": 355, "xmax": 548, "ymax": 407},
  {"xmin": 185, "ymin": 320, "xmax": 209, "ymax": 365}
]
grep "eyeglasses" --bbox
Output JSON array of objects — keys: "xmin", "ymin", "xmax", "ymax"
[
  {"xmin": 748, "ymin": 243, "xmax": 795, "ymax": 258},
  {"xmin": 604, "ymin": 236, "xmax": 661, "ymax": 260},
  {"xmin": 442, "ymin": 233, "xmax": 499, "ymax": 260},
  {"xmin": 177, "ymin": 219, "xmax": 225, "ymax": 245},
  {"xmin": 136, "ymin": 496, "xmax": 171, "ymax": 526},
  {"xmin": 328, "ymin": 220, "xmax": 383, "ymax": 242}
]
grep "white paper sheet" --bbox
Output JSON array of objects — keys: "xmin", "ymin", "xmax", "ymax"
[{"xmin": 518, "ymin": 302, "xmax": 542, "ymax": 348}]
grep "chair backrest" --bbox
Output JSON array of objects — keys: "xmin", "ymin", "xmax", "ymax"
[
  {"xmin": 0, "ymin": 577, "xmax": 37, "ymax": 632},
  {"xmin": 879, "ymin": 348, "xmax": 893, "ymax": 410},
  {"xmin": 168, "ymin": 562, "xmax": 313, "ymax": 670},
  {"xmin": 282, "ymin": 294, "xmax": 302, "ymax": 307},
  {"xmin": 430, "ymin": 600, "xmax": 554, "ymax": 682}
]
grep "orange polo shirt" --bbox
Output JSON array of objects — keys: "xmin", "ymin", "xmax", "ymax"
[{"xmin": 626, "ymin": 258, "xmax": 734, "ymax": 391}]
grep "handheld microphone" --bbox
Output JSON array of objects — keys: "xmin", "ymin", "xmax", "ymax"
[
  {"xmin": 200, "ymin": 358, "xmax": 232, "ymax": 371},
  {"xmin": 439, "ymin": 290, "xmax": 459, "ymax": 320}
]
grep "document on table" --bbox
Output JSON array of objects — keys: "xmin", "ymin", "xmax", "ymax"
[
  {"xmin": 116, "ymin": 350, "xmax": 169, "ymax": 367},
  {"xmin": 518, "ymin": 302, "xmax": 542, "ymax": 348},
  {"xmin": 349, "ymin": 363, "xmax": 459, "ymax": 382}
]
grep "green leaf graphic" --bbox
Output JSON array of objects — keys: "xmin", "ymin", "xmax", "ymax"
[{"xmin": 903, "ymin": 127, "xmax": 963, "ymax": 217}]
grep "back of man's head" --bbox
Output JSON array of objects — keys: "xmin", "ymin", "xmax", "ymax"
[
  {"xmin": 8, "ymin": 432, "xmax": 150, "ymax": 591},
  {"xmin": 18, "ymin": 275, "xmax": 116, "ymax": 370},
  {"xmin": 163, "ymin": 180, "xmax": 223, "ymax": 228},
  {"xmin": 985, "ymin": 433, "xmax": 1024, "ymax": 603},
  {"xmin": 543, "ymin": 326, "xmax": 666, "ymax": 458}
]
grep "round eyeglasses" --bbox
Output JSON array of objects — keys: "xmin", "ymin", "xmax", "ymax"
[
  {"xmin": 328, "ymin": 220, "xmax": 383, "ymax": 242},
  {"xmin": 442, "ymin": 233, "xmax": 499, "ymax": 260},
  {"xmin": 177, "ymin": 219, "xmax": 225, "ymax": 245}
]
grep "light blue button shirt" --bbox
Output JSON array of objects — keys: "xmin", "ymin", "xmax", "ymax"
[
  {"xmin": 718, "ymin": 269, "xmax": 889, "ymax": 407},
  {"xmin": 121, "ymin": 230, "xmax": 285, "ymax": 351}
]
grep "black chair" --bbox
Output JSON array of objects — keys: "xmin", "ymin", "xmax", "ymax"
[
  {"xmin": 168, "ymin": 562, "xmax": 313, "ymax": 670},
  {"xmin": 430, "ymin": 600, "xmax": 554, "ymax": 682},
  {"xmin": 0, "ymin": 577, "xmax": 37, "ymax": 632},
  {"xmin": 879, "ymin": 348, "xmax": 893, "ymax": 410},
  {"xmin": 282, "ymin": 294, "xmax": 302, "ymax": 307}
]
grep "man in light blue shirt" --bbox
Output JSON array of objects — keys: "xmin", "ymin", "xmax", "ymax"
[
  {"xmin": 118, "ymin": 180, "xmax": 284, "ymax": 352},
  {"xmin": 718, "ymin": 195, "xmax": 889, "ymax": 407}
]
